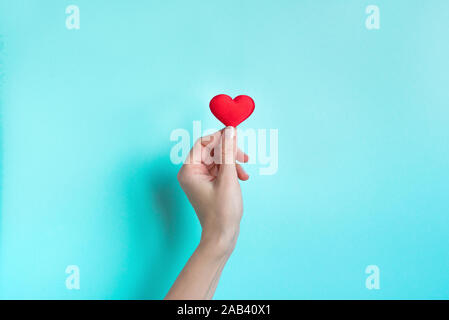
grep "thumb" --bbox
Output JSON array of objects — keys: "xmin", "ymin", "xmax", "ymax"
[{"xmin": 218, "ymin": 126, "xmax": 237, "ymax": 179}]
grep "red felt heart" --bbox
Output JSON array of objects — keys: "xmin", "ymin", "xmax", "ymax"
[{"xmin": 209, "ymin": 94, "xmax": 255, "ymax": 127}]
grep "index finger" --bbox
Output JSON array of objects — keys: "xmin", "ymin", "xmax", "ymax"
[{"xmin": 184, "ymin": 130, "xmax": 223, "ymax": 165}]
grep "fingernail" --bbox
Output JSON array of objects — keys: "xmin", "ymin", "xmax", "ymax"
[{"xmin": 225, "ymin": 126, "xmax": 235, "ymax": 138}]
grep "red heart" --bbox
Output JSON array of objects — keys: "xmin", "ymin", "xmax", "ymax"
[{"xmin": 209, "ymin": 94, "xmax": 255, "ymax": 127}]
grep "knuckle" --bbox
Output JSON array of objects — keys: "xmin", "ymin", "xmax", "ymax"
[
  {"xmin": 177, "ymin": 169, "xmax": 186, "ymax": 185},
  {"xmin": 194, "ymin": 137, "xmax": 202, "ymax": 146}
]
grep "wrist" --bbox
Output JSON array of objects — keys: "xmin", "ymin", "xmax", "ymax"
[{"xmin": 199, "ymin": 227, "xmax": 240, "ymax": 258}]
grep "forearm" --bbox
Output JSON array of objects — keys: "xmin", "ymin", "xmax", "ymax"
[{"xmin": 165, "ymin": 234, "xmax": 237, "ymax": 300}]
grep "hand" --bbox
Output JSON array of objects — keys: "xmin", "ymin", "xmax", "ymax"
[
  {"xmin": 165, "ymin": 126, "xmax": 249, "ymax": 300},
  {"xmin": 177, "ymin": 126, "xmax": 249, "ymax": 254}
]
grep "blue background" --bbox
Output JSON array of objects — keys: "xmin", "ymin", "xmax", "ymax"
[{"xmin": 1, "ymin": 0, "xmax": 448, "ymax": 299}]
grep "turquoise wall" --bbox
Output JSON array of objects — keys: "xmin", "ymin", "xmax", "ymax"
[{"xmin": 1, "ymin": 0, "xmax": 448, "ymax": 299}]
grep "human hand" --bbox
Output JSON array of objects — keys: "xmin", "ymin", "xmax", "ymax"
[
  {"xmin": 177, "ymin": 126, "xmax": 249, "ymax": 254},
  {"xmin": 165, "ymin": 126, "xmax": 249, "ymax": 299}
]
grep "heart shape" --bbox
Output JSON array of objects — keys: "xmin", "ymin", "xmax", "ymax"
[{"xmin": 209, "ymin": 94, "xmax": 255, "ymax": 127}]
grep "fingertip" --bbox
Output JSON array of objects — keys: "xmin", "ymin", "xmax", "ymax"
[
  {"xmin": 236, "ymin": 164, "xmax": 249, "ymax": 181},
  {"xmin": 236, "ymin": 148, "xmax": 249, "ymax": 163}
]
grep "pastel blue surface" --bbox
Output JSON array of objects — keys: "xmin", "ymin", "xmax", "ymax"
[{"xmin": 1, "ymin": 0, "xmax": 448, "ymax": 299}]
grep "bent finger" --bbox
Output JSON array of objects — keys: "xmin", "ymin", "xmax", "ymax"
[
  {"xmin": 186, "ymin": 130, "xmax": 222, "ymax": 165},
  {"xmin": 236, "ymin": 163, "xmax": 249, "ymax": 181},
  {"xmin": 237, "ymin": 148, "xmax": 249, "ymax": 163}
]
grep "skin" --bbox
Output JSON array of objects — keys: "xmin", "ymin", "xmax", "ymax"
[{"xmin": 165, "ymin": 126, "xmax": 249, "ymax": 300}]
